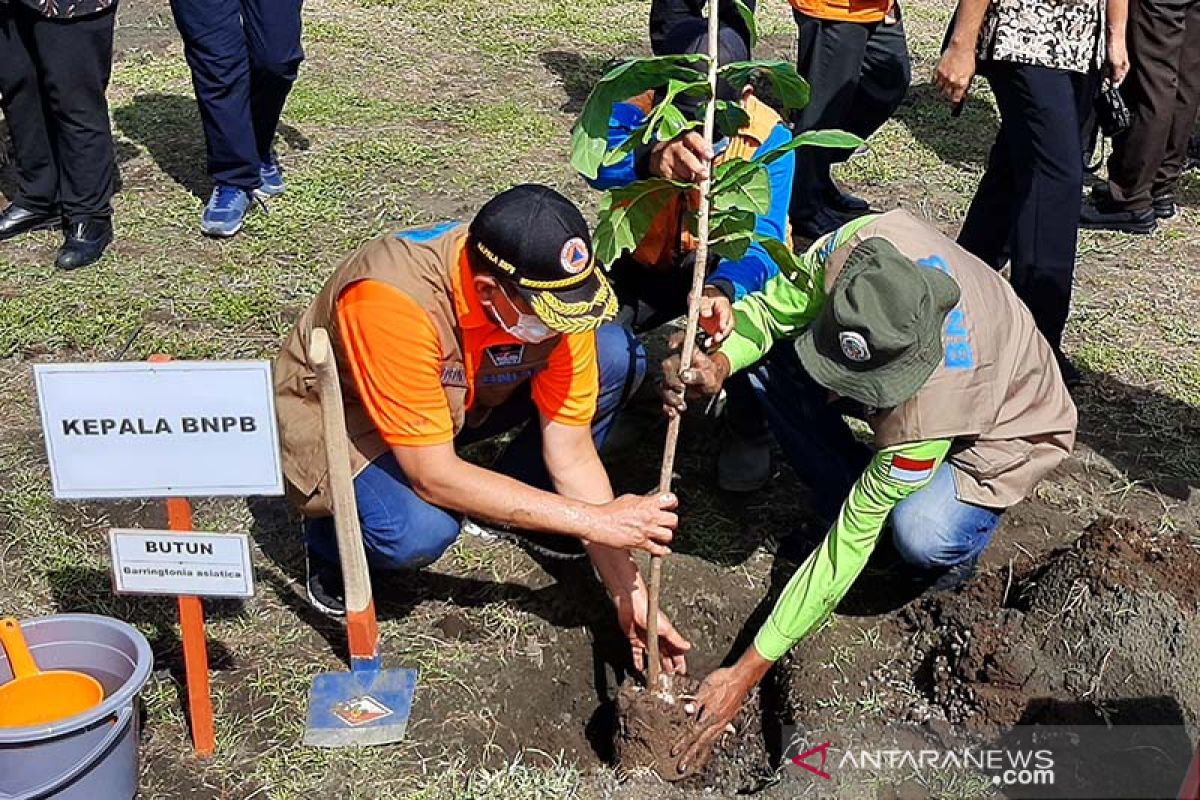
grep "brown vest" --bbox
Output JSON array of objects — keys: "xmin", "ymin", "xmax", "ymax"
[
  {"xmin": 824, "ymin": 211, "xmax": 1078, "ymax": 508},
  {"xmin": 273, "ymin": 224, "xmax": 560, "ymax": 516},
  {"xmin": 631, "ymin": 94, "xmax": 785, "ymax": 270}
]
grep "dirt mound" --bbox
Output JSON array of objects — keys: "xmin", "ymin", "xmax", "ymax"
[
  {"xmin": 613, "ymin": 676, "xmax": 773, "ymax": 792},
  {"xmin": 909, "ymin": 516, "xmax": 1200, "ymax": 735}
]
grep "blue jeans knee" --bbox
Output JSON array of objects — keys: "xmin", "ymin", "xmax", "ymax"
[
  {"xmin": 593, "ymin": 322, "xmax": 646, "ymax": 443},
  {"xmin": 890, "ymin": 465, "xmax": 1001, "ymax": 570},
  {"xmin": 304, "ymin": 453, "xmax": 462, "ymax": 571}
]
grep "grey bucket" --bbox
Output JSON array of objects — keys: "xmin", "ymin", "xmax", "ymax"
[{"xmin": 0, "ymin": 614, "xmax": 153, "ymax": 800}]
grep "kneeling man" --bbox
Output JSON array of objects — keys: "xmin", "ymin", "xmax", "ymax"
[
  {"xmin": 663, "ymin": 210, "xmax": 1077, "ymax": 767},
  {"xmin": 276, "ymin": 184, "xmax": 689, "ymax": 674}
]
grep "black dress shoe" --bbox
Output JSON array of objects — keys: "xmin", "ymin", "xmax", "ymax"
[
  {"xmin": 0, "ymin": 204, "xmax": 60, "ymax": 241},
  {"xmin": 1079, "ymin": 199, "xmax": 1157, "ymax": 234},
  {"xmin": 791, "ymin": 206, "xmax": 851, "ymax": 241},
  {"xmin": 825, "ymin": 187, "xmax": 873, "ymax": 216},
  {"xmin": 1054, "ymin": 350, "xmax": 1084, "ymax": 389},
  {"xmin": 55, "ymin": 217, "xmax": 113, "ymax": 271},
  {"xmin": 1090, "ymin": 184, "xmax": 1176, "ymax": 219}
]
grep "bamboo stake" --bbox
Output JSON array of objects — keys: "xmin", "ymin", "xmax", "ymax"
[{"xmin": 646, "ymin": 0, "xmax": 721, "ymax": 692}]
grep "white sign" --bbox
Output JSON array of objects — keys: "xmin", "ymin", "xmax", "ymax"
[
  {"xmin": 108, "ymin": 529, "xmax": 256, "ymax": 598},
  {"xmin": 34, "ymin": 360, "xmax": 284, "ymax": 499}
]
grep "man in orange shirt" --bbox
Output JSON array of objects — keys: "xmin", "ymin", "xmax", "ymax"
[
  {"xmin": 274, "ymin": 185, "xmax": 690, "ymax": 675},
  {"xmin": 788, "ymin": 0, "xmax": 910, "ymax": 239}
]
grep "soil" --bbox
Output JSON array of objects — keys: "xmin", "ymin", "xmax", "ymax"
[
  {"xmin": 908, "ymin": 516, "xmax": 1200, "ymax": 737},
  {"xmin": 613, "ymin": 677, "xmax": 772, "ymax": 790},
  {"xmin": 113, "ymin": 1, "xmax": 179, "ymax": 60}
]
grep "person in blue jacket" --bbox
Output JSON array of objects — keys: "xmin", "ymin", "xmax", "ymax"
[{"xmin": 587, "ymin": 19, "xmax": 797, "ymax": 492}]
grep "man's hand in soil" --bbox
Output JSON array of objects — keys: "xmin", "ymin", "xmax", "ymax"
[
  {"xmin": 660, "ymin": 332, "xmax": 732, "ymax": 418},
  {"xmin": 672, "ymin": 648, "xmax": 773, "ymax": 775},
  {"xmin": 649, "ymin": 132, "xmax": 713, "ymax": 183},
  {"xmin": 588, "ymin": 492, "xmax": 679, "ymax": 557},
  {"xmin": 613, "ymin": 583, "xmax": 691, "ymax": 676}
]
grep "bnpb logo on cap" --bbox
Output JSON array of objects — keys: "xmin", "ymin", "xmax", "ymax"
[{"xmin": 560, "ymin": 238, "xmax": 589, "ymax": 274}]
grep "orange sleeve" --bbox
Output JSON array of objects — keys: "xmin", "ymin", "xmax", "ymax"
[
  {"xmin": 531, "ymin": 332, "xmax": 599, "ymax": 426},
  {"xmin": 335, "ymin": 280, "xmax": 455, "ymax": 447}
]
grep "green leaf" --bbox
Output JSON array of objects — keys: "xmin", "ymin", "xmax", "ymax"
[
  {"xmin": 709, "ymin": 208, "xmax": 755, "ymax": 238},
  {"xmin": 755, "ymin": 234, "xmax": 814, "ymax": 289},
  {"xmin": 706, "ymin": 209, "xmax": 756, "ymax": 260},
  {"xmin": 758, "ymin": 128, "xmax": 865, "ymax": 165},
  {"xmin": 710, "ymin": 233, "xmax": 755, "ymax": 261},
  {"xmin": 656, "ymin": 103, "xmax": 693, "ymax": 141},
  {"xmin": 593, "ymin": 178, "xmax": 690, "ymax": 265},
  {"xmin": 713, "ymin": 100, "xmax": 750, "ymax": 139},
  {"xmin": 719, "ymin": 60, "xmax": 811, "ymax": 112},
  {"xmin": 602, "ymin": 119, "xmax": 653, "ymax": 166},
  {"xmin": 711, "ymin": 159, "xmax": 770, "ymax": 215},
  {"xmin": 570, "ymin": 55, "xmax": 708, "ymax": 179},
  {"xmin": 732, "ymin": 0, "xmax": 758, "ymax": 49}
]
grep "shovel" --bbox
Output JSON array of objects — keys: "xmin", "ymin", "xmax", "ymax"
[
  {"xmin": 0, "ymin": 617, "xmax": 104, "ymax": 727},
  {"xmin": 302, "ymin": 327, "xmax": 418, "ymax": 747}
]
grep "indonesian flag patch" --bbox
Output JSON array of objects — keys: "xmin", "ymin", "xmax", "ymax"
[{"xmin": 889, "ymin": 454, "xmax": 937, "ymax": 483}]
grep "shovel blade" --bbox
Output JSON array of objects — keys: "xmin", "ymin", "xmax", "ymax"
[{"xmin": 303, "ymin": 667, "xmax": 418, "ymax": 748}]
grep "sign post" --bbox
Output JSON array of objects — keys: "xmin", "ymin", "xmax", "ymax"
[
  {"xmin": 34, "ymin": 355, "xmax": 283, "ymax": 758},
  {"xmin": 167, "ymin": 496, "xmax": 216, "ymax": 757}
]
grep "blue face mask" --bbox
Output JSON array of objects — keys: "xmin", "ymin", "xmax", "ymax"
[{"xmin": 486, "ymin": 286, "xmax": 555, "ymax": 344}]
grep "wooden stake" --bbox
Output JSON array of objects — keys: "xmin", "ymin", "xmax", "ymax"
[
  {"xmin": 646, "ymin": 0, "xmax": 722, "ymax": 691},
  {"xmin": 148, "ymin": 353, "xmax": 216, "ymax": 757},
  {"xmin": 169, "ymin": 497, "xmax": 217, "ymax": 757}
]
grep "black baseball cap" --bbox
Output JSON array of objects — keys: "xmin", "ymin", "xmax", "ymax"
[{"xmin": 468, "ymin": 184, "xmax": 617, "ymax": 334}]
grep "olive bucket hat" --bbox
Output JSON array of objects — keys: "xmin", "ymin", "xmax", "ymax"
[{"xmin": 795, "ymin": 237, "xmax": 962, "ymax": 409}]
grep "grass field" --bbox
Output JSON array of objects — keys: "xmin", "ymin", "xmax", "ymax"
[{"xmin": 0, "ymin": 0, "xmax": 1198, "ymax": 797}]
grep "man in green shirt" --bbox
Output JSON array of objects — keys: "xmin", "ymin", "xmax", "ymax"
[{"xmin": 663, "ymin": 210, "xmax": 1077, "ymax": 774}]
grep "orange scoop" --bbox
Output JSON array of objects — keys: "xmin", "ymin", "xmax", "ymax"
[{"xmin": 0, "ymin": 617, "xmax": 104, "ymax": 727}]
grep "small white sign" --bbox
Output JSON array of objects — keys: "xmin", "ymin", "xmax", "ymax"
[
  {"xmin": 34, "ymin": 360, "xmax": 284, "ymax": 499},
  {"xmin": 109, "ymin": 529, "xmax": 256, "ymax": 598}
]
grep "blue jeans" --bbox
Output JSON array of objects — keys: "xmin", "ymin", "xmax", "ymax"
[
  {"xmin": 745, "ymin": 341, "xmax": 1001, "ymax": 571},
  {"xmin": 305, "ymin": 323, "xmax": 647, "ymax": 570}
]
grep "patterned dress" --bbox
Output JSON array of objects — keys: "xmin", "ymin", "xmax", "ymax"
[
  {"xmin": 977, "ymin": 0, "xmax": 1105, "ymax": 74},
  {"xmin": 12, "ymin": 0, "xmax": 116, "ymax": 19}
]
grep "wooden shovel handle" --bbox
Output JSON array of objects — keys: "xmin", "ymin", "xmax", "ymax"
[
  {"xmin": 0, "ymin": 617, "xmax": 40, "ymax": 680},
  {"xmin": 307, "ymin": 329, "xmax": 374, "ymax": 618}
]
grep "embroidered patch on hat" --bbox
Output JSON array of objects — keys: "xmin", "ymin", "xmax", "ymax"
[
  {"xmin": 839, "ymin": 331, "xmax": 871, "ymax": 363},
  {"xmin": 560, "ymin": 237, "xmax": 590, "ymax": 274}
]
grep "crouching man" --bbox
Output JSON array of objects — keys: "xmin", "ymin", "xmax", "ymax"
[
  {"xmin": 275, "ymin": 184, "xmax": 690, "ymax": 675},
  {"xmin": 662, "ymin": 210, "xmax": 1077, "ymax": 769}
]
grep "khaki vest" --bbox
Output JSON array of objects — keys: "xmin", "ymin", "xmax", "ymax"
[
  {"xmin": 631, "ymin": 94, "xmax": 785, "ymax": 270},
  {"xmin": 824, "ymin": 210, "xmax": 1078, "ymax": 508},
  {"xmin": 273, "ymin": 224, "xmax": 560, "ymax": 516}
]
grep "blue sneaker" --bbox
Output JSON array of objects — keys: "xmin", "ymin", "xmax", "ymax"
[
  {"xmin": 200, "ymin": 185, "xmax": 253, "ymax": 237},
  {"xmin": 256, "ymin": 156, "xmax": 286, "ymax": 199}
]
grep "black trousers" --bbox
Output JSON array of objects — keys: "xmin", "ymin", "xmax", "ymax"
[
  {"xmin": 649, "ymin": 0, "xmax": 755, "ymax": 54},
  {"xmin": 0, "ymin": 3, "xmax": 116, "ymax": 221},
  {"xmin": 169, "ymin": 0, "xmax": 304, "ymax": 190},
  {"xmin": 789, "ymin": 7, "xmax": 910, "ymax": 224},
  {"xmin": 1106, "ymin": 0, "xmax": 1200, "ymax": 209},
  {"xmin": 959, "ymin": 62, "xmax": 1095, "ymax": 352}
]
